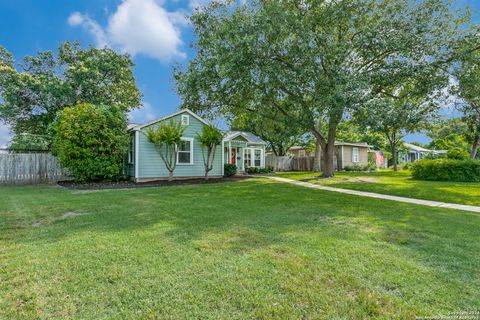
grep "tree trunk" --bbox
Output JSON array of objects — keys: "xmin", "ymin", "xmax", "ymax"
[
  {"xmin": 205, "ymin": 170, "xmax": 209, "ymax": 180},
  {"xmin": 321, "ymin": 145, "xmax": 335, "ymax": 177},
  {"xmin": 392, "ymin": 143, "xmax": 398, "ymax": 171},
  {"xmin": 168, "ymin": 170, "xmax": 173, "ymax": 181},
  {"xmin": 471, "ymin": 134, "xmax": 480, "ymax": 160},
  {"xmin": 313, "ymin": 138, "xmax": 322, "ymax": 172},
  {"xmin": 321, "ymin": 139, "xmax": 335, "ymax": 178}
]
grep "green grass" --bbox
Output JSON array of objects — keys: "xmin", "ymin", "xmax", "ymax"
[
  {"xmin": 276, "ymin": 170, "xmax": 480, "ymax": 206},
  {"xmin": 1, "ymin": 179, "xmax": 479, "ymax": 319}
]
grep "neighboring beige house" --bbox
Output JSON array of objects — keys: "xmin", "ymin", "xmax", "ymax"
[
  {"xmin": 287, "ymin": 142, "xmax": 372, "ymax": 170},
  {"xmin": 287, "ymin": 146, "xmax": 315, "ymax": 157},
  {"xmin": 336, "ymin": 142, "xmax": 371, "ymax": 169}
]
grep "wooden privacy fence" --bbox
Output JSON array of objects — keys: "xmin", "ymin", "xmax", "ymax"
[
  {"xmin": 266, "ymin": 155, "xmax": 338, "ymax": 172},
  {"xmin": 291, "ymin": 156, "xmax": 316, "ymax": 171},
  {"xmin": 266, "ymin": 155, "xmax": 319, "ymax": 171},
  {"xmin": 0, "ymin": 152, "xmax": 69, "ymax": 185},
  {"xmin": 265, "ymin": 155, "xmax": 293, "ymax": 171}
]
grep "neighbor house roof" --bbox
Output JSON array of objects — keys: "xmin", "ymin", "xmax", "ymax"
[
  {"xmin": 334, "ymin": 141, "xmax": 373, "ymax": 148},
  {"xmin": 128, "ymin": 108, "xmax": 210, "ymax": 131},
  {"xmin": 403, "ymin": 143, "xmax": 431, "ymax": 153},
  {"xmin": 289, "ymin": 142, "xmax": 373, "ymax": 150},
  {"xmin": 224, "ymin": 131, "xmax": 266, "ymax": 144},
  {"xmin": 127, "ymin": 124, "xmax": 139, "ymax": 130}
]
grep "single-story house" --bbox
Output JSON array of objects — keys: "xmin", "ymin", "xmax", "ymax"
[
  {"xmin": 127, "ymin": 109, "xmax": 266, "ymax": 182},
  {"xmin": 336, "ymin": 142, "xmax": 372, "ymax": 169},
  {"xmin": 400, "ymin": 143, "xmax": 447, "ymax": 163},
  {"xmin": 287, "ymin": 142, "xmax": 373, "ymax": 170}
]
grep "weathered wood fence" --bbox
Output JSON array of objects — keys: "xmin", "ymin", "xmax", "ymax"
[
  {"xmin": 266, "ymin": 155, "xmax": 338, "ymax": 172},
  {"xmin": 0, "ymin": 152, "xmax": 69, "ymax": 185},
  {"xmin": 265, "ymin": 155, "xmax": 293, "ymax": 171},
  {"xmin": 266, "ymin": 155, "xmax": 319, "ymax": 171}
]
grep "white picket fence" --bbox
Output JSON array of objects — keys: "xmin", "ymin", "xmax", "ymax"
[{"xmin": 0, "ymin": 152, "xmax": 69, "ymax": 185}]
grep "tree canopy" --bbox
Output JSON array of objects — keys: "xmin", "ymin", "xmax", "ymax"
[
  {"xmin": 197, "ymin": 124, "xmax": 224, "ymax": 179},
  {"xmin": 230, "ymin": 109, "xmax": 305, "ymax": 156},
  {"xmin": 175, "ymin": 0, "xmax": 471, "ymax": 176},
  {"xmin": 455, "ymin": 45, "xmax": 480, "ymax": 159},
  {"xmin": 0, "ymin": 42, "xmax": 141, "ymax": 143},
  {"xmin": 146, "ymin": 121, "xmax": 186, "ymax": 181}
]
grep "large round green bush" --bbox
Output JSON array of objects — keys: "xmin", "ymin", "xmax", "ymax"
[
  {"xmin": 52, "ymin": 103, "xmax": 129, "ymax": 181},
  {"xmin": 411, "ymin": 159, "xmax": 480, "ymax": 182}
]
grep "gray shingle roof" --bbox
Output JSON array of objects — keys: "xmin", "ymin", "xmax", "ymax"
[
  {"xmin": 224, "ymin": 131, "xmax": 266, "ymax": 144},
  {"xmin": 403, "ymin": 143, "xmax": 431, "ymax": 153}
]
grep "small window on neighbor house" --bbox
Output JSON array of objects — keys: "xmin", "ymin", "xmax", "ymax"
[
  {"xmin": 352, "ymin": 147, "xmax": 359, "ymax": 163},
  {"xmin": 128, "ymin": 135, "xmax": 135, "ymax": 164},
  {"xmin": 299, "ymin": 150, "xmax": 306, "ymax": 157},
  {"xmin": 177, "ymin": 138, "xmax": 193, "ymax": 164},
  {"xmin": 181, "ymin": 114, "xmax": 189, "ymax": 126}
]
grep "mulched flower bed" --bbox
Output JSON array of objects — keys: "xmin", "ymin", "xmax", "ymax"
[{"xmin": 57, "ymin": 176, "xmax": 252, "ymax": 190}]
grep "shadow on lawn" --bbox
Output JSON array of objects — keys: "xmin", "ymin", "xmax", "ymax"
[{"xmin": 5, "ymin": 179, "xmax": 479, "ymax": 289}]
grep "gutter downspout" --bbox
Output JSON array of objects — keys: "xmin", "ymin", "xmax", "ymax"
[
  {"xmin": 341, "ymin": 145, "xmax": 344, "ymax": 171},
  {"xmin": 135, "ymin": 130, "xmax": 139, "ymax": 182},
  {"xmin": 221, "ymin": 140, "xmax": 224, "ymax": 176}
]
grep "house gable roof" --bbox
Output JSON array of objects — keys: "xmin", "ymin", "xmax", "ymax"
[
  {"xmin": 128, "ymin": 108, "xmax": 210, "ymax": 131},
  {"xmin": 224, "ymin": 131, "xmax": 266, "ymax": 144},
  {"xmin": 403, "ymin": 143, "xmax": 430, "ymax": 153},
  {"xmin": 289, "ymin": 142, "xmax": 373, "ymax": 151}
]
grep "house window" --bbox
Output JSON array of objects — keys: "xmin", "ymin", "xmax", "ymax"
[
  {"xmin": 244, "ymin": 148, "xmax": 252, "ymax": 168},
  {"xmin": 299, "ymin": 150, "xmax": 306, "ymax": 157},
  {"xmin": 177, "ymin": 138, "xmax": 193, "ymax": 164},
  {"xmin": 244, "ymin": 148, "xmax": 262, "ymax": 167},
  {"xmin": 352, "ymin": 147, "xmax": 359, "ymax": 163},
  {"xmin": 254, "ymin": 149, "xmax": 261, "ymax": 167},
  {"xmin": 181, "ymin": 114, "xmax": 189, "ymax": 126},
  {"xmin": 128, "ymin": 135, "xmax": 135, "ymax": 164}
]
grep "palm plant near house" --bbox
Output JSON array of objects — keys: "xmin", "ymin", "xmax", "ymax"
[
  {"xmin": 197, "ymin": 124, "xmax": 224, "ymax": 180},
  {"xmin": 146, "ymin": 121, "xmax": 186, "ymax": 181}
]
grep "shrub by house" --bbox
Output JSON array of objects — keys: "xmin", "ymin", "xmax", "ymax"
[
  {"xmin": 52, "ymin": 103, "xmax": 129, "ymax": 181},
  {"xmin": 411, "ymin": 159, "xmax": 480, "ymax": 182}
]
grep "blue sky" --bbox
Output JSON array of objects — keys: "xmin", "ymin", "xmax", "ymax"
[{"xmin": 0, "ymin": 0, "xmax": 479, "ymax": 147}]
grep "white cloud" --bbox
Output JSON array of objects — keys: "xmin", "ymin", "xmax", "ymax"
[
  {"xmin": 68, "ymin": 0, "xmax": 186, "ymax": 62},
  {"xmin": 68, "ymin": 12, "xmax": 108, "ymax": 48},
  {"xmin": 0, "ymin": 123, "xmax": 11, "ymax": 148},
  {"xmin": 128, "ymin": 101, "xmax": 158, "ymax": 124}
]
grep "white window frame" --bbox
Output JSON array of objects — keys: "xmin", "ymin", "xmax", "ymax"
[
  {"xmin": 244, "ymin": 147, "xmax": 263, "ymax": 168},
  {"xmin": 177, "ymin": 137, "xmax": 194, "ymax": 165},
  {"xmin": 352, "ymin": 147, "xmax": 359, "ymax": 163},
  {"xmin": 181, "ymin": 114, "xmax": 190, "ymax": 126},
  {"xmin": 128, "ymin": 134, "xmax": 135, "ymax": 164}
]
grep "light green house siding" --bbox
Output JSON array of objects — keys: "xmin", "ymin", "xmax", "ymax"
[
  {"xmin": 223, "ymin": 136, "xmax": 266, "ymax": 171},
  {"xmin": 132, "ymin": 111, "xmax": 222, "ymax": 180}
]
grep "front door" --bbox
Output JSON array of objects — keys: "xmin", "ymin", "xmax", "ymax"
[{"xmin": 230, "ymin": 148, "xmax": 237, "ymax": 165}]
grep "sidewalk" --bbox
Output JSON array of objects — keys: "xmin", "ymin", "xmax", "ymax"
[{"xmin": 265, "ymin": 176, "xmax": 480, "ymax": 213}]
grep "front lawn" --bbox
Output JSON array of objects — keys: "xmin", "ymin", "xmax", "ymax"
[
  {"xmin": 276, "ymin": 170, "xmax": 480, "ymax": 206},
  {"xmin": 1, "ymin": 179, "xmax": 479, "ymax": 319}
]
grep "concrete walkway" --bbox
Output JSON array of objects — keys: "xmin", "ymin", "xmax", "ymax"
[{"xmin": 265, "ymin": 176, "xmax": 480, "ymax": 213}]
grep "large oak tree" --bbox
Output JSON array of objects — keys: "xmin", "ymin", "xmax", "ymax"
[{"xmin": 175, "ymin": 0, "xmax": 469, "ymax": 176}]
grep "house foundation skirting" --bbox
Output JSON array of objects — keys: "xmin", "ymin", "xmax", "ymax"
[{"xmin": 133, "ymin": 176, "xmax": 223, "ymax": 183}]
